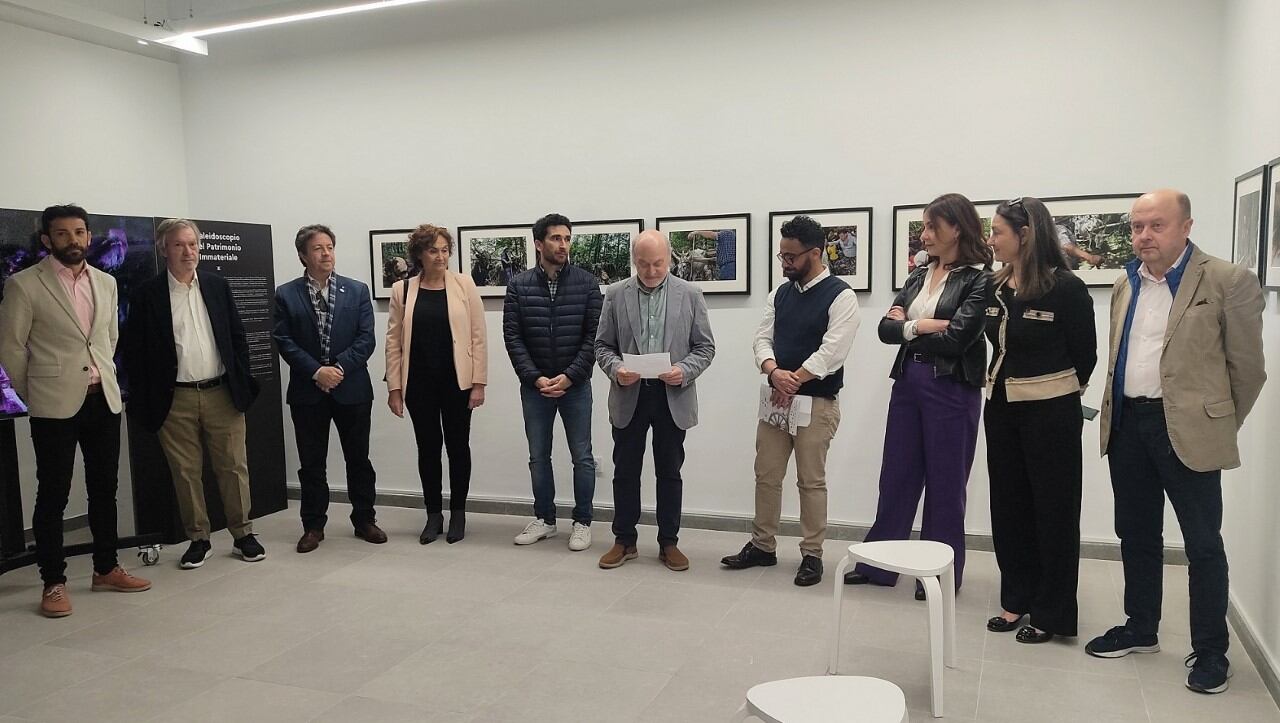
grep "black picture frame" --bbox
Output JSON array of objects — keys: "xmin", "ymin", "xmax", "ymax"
[
  {"xmin": 1262, "ymin": 156, "xmax": 1280, "ymax": 289},
  {"xmin": 768, "ymin": 207, "xmax": 873, "ymax": 292},
  {"xmin": 368, "ymin": 228, "xmax": 415, "ymax": 300},
  {"xmin": 654, "ymin": 213, "xmax": 751, "ymax": 294},
  {"xmin": 570, "ymin": 218, "xmax": 644, "ymax": 289},
  {"xmin": 1231, "ymin": 165, "xmax": 1268, "ymax": 275},
  {"xmin": 455, "ymin": 223, "xmax": 537, "ymax": 298}
]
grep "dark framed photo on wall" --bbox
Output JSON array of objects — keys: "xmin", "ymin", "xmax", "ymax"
[
  {"xmin": 768, "ymin": 207, "xmax": 872, "ymax": 292},
  {"xmin": 456, "ymin": 224, "xmax": 536, "ymax": 298},
  {"xmin": 369, "ymin": 228, "xmax": 416, "ymax": 301},
  {"xmin": 570, "ymin": 219, "xmax": 643, "ymax": 288},
  {"xmin": 655, "ymin": 213, "xmax": 750, "ymax": 294},
  {"xmin": 1232, "ymin": 165, "xmax": 1268, "ymax": 275},
  {"xmin": 891, "ymin": 200, "xmax": 1000, "ymax": 290},
  {"xmin": 1041, "ymin": 194, "xmax": 1141, "ymax": 287},
  {"xmin": 1263, "ymin": 156, "xmax": 1280, "ymax": 289}
]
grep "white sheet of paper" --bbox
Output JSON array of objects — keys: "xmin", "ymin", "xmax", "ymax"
[
  {"xmin": 757, "ymin": 383, "xmax": 813, "ymax": 434},
  {"xmin": 623, "ymin": 352, "xmax": 672, "ymax": 379}
]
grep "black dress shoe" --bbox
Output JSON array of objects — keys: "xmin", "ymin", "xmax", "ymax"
[
  {"xmin": 1016, "ymin": 626, "xmax": 1055, "ymax": 644},
  {"xmin": 843, "ymin": 571, "xmax": 893, "ymax": 586},
  {"xmin": 420, "ymin": 513, "xmax": 444, "ymax": 544},
  {"xmin": 987, "ymin": 614, "xmax": 1025, "ymax": 632},
  {"xmin": 914, "ymin": 581, "xmax": 926, "ymax": 601},
  {"xmin": 353, "ymin": 522, "xmax": 387, "ymax": 544},
  {"xmin": 720, "ymin": 542, "xmax": 777, "ymax": 569},
  {"xmin": 794, "ymin": 556, "xmax": 823, "ymax": 587},
  {"xmin": 446, "ymin": 512, "xmax": 465, "ymax": 544}
]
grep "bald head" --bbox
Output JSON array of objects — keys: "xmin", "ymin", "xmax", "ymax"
[
  {"xmin": 1134, "ymin": 188, "xmax": 1192, "ymax": 222},
  {"xmin": 633, "ymin": 230, "xmax": 671, "ymax": 287},
  {"xmin": 1130, "ymin": 188, "xmax": 1194, "ymax": 278}
]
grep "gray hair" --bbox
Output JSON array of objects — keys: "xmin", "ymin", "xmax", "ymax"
[{"xmin": 155, "ymin": 218, "xmax": 201, "ymax": 245}]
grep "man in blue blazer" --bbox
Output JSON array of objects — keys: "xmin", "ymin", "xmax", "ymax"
[{"xmin": 273, "ymin": 224, "xmax": 383, "ymax": 553}]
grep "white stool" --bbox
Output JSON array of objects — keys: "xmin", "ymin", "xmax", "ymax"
[
  {"xmin": 730, "ymin": 675, "xmax": 908, "ymax": 723},
  {"xmin": 829, "ymin": 540, "xmax": 956, "ymax": 718}
]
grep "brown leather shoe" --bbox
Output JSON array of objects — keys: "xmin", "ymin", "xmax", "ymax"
[
  {"xmin": 296, "ymin": 529, "xmax": 324, "ymax": 553},
  {"xmin": 354, "ymin": 521, "xmax": 388, "ymax": 544},
  {"xmin": 40, "ymin": 583, "xmax": 72, "ymax": 618},
  {"xmin": 660, "ymin": 545, "xmax": 690, "ymax": 571},
  {"xmin": 598, "ymin": 543, "xmax": 638, "ymax": 569},
  {"xmin": 91, "ymin": 566, "xmax": 151, "ymax": 592}
]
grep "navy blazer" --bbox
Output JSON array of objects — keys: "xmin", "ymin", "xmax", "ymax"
[
  {"xmin": 272, "ymin": 274, "xmax": 375, "ymax": 406},
  {"xmin": 122, "ymin": 269, "xmax": 261, "ymax": 434}
]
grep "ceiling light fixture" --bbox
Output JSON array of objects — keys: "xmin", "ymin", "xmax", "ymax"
[{"xmin": 162, "ymin": 0, "xmax": 435, "ymax": 41}]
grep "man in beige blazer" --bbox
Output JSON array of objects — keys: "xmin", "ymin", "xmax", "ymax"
[
  {"xmin": 0, "ymin": 205, "xmax": 150, "ymax": 618},
  {"xmin": 1086, "ymin": 190, "xmax": 1265, "ymax": 696}
]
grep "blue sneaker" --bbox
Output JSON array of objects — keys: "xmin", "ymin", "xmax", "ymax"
[
  {"xmin": 1085, "ymin": 625, "xmax": 1160, "ymax": 658},
  {"xmin": 1185, "ymin": 652, "xmax": 1231, "ymax": 694}
]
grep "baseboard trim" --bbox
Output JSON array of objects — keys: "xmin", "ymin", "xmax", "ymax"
[
  {"xmin": 1228, "ymin": 591, "xmax": 1280, "ymax": 709},
  {"xmin": 285, "ymin": 486, "xmax": 1188, "ymax": 565},
  {"xmin": 21, "ymin": 513, "xmax": 90, "ymax": 544}
]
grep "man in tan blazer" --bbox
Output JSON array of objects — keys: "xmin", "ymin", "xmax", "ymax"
[
  {"xmin": 0, "ymin": 205, "xmax": 150, "ymax": 618},
  {"xmin": 1086, "ymin": 190, "xmax": 1265, "ymax": 695}
]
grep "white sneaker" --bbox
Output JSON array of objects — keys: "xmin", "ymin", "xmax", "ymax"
[
  {"xmin": 568, "ymin": 522, "xmax": 592, "ymax": 551},
  {"xmin": 514, "ymin": 519, "xmax": 557, "ymax": 545}
]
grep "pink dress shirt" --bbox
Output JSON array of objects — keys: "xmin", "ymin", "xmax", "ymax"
[{"xmin": 48, "ymin": 256, "xmax": 101, "ymax": 385}]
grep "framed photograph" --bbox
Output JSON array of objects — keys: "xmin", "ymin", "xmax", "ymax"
[
  {"xmin": 892, "ymin": 201, "xmax": 1000, "ymax": 290},
  {"xmin": 570, "ymin": 219, "xmax": 643, "ymax": 288},
  {"xmin": 1041, "ymin": 194, "xmax": 1141, "ymax": 287},
  {"xmin": 1232, "ymin": 166, "xmax": 1268, "ymax": 274},
  {"xmin": 369, "ymin": 228, "xmax": 415, "ymax": 300},
  {"xmin": 456, "ymin": 224, "xmax": 536, "ymax": 298},
  {"xmin": 768, "ymin": 207, "xmax": 872, "ymax": 292},
  {"xmin": 1263, "ymin": 156, "xmax": 1280, "ymax": 289},
  {"xmin": 655, "ymin": 213, "xmax": 750, "ymax": 294}
]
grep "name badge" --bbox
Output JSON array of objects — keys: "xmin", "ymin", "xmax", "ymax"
[
  {"xmin": 1023, "ymin": 309, "xmax": 1055, "ymax": 322},
  {"xmin": 986, "ymin": 306, "xmax": 1000, "ymax": 317}
]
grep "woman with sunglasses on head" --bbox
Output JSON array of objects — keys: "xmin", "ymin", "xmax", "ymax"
[
  {"xmin": 844, "ymin": 193, "xmax": 992, "ymax": 598},
  {"xmin": 982, "ymin": 197, "xmax": 1096, "ymax": 643}
]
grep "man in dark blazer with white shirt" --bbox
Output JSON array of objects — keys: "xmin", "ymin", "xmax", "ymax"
[{"xmin": 273, "ymin": 224, "xmax": 383, "ymax": 553}]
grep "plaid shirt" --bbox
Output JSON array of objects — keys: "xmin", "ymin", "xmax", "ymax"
[{"xmin": 306, "ymin": 273, "xmax": 337, "ymax": 365}]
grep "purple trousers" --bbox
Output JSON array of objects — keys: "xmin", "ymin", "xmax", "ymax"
[{"xmin": 854, "ymin": 359, "xmax": 981, "ymax": 589}]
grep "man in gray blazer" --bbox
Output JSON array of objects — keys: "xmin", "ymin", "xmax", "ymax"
[{"xmin": 595, "ymin": 230, "xmax": 715, "ymax": 571}]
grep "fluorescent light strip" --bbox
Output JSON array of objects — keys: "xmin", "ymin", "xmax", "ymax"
[{"xmin": 171, "ymin": 0, "xmax": 435, "ymax": 40}]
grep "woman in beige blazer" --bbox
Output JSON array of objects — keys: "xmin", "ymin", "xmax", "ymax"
[{"xmin": 385, "ymin": 224, "xmax": 487, "ymax": 545}]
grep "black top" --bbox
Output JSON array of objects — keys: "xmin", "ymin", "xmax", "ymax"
[
  {"xmin": 772, "ymin": 275, "xmax": 852, "ymax": 398},
  {"xmin": 503, "ymin": 264, "xmax": 603, "ymax": 387},
  {"xmin": 408, "ymin": 287, "xmax": 455, "ymax": 384},
  {"xmin": 879, "ymin": 264, "xmax": 992, "ymax": 387},
  {"xmin": 984, "ymin": 268, "xmax": 1097, "ymax": 388}
]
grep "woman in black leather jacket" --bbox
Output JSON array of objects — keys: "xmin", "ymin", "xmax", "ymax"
[{"xmin": 845, "ymin": 193, "xmax": 992, "ymax": 597}]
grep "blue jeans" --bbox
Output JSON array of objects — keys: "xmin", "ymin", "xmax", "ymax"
[{"xmin": 520, "ymin": 382, "xmax": 596, "ymax": 524}]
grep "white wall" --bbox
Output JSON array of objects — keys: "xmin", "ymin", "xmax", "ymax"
[
  {"xmin": 1222, "ymin": 0, "xmax": 1280, "ymax": 685},
  {"xmin": 0, "ymin": 20, "xmax": 188, "ymax": 526},
  {"xmin": 174, "ymin": 0, "xmax": 1233, "ymax": 546}
]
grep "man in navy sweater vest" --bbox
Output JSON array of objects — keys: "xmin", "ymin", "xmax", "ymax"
[{"xmin": 721, "ymin": 215, "xmax": 861, "ymax": 586}]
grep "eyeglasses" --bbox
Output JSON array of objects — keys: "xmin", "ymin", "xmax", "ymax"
[{"xmin": 775, "ymin": 248, "xmax": 818, "ymax": 264}]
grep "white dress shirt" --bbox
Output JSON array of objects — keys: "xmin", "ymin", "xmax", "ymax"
[
  {"xmin": 753, "ymin": 267, "xmax": 862, "ymax": 379},
  {"xmin": 1123, "ymin": 245, "xmax": 1191, "ymax": 399},
  {"xmin": 168, "ymin": 271, "xmax": 225, "ymax": 382}
]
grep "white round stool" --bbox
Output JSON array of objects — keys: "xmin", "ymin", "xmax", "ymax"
[
  {"xmin": 731, "ymin": 675, "xmax": 908, "ymax": 723},
  {"xmin": 830, "ymin": 540, "xmax": 956, "ymax": 718}
]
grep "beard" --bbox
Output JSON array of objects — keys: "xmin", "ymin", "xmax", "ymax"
[
  {"xmin": 783, "ymin": 258, "xmax": 812, "ymax": 281},
  {"xmin": 50, "ymin": 244, "xmax": 85, "ymax": 265}
]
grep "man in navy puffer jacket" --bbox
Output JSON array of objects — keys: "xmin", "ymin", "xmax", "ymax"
[{"xmin": 504, "ymin": 214, "xmax": 603, "ymax": 552}]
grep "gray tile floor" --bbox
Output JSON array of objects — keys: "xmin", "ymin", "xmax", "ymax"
[{"xmin": 0, "ymin": 502, "xmax": 1277, "ymax": 722}]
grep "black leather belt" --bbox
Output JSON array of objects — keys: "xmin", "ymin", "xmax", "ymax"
[
  {"xmin": 1123, "ymin": 396, "xmax": 1163, "ymax": 407},
  {"xmin": 85, "ymin": 383, "xmax": 102, "ymax": 395},
  {"xmin": 640, "ymin": 379, "xmax": 664, "ymax": 387},
  {"xmin": 909, "ymin": 352, "xmax": 934, "ymax": 363},
  {"xmin": 175, "ymin": 377, "xmax": 223, "ymax": 390}
]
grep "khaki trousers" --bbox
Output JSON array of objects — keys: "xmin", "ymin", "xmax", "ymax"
[
  {"xmin": 752, "ymin": 395, "xmax": 841, "ymax": 558},
  {"xmin": 157, "ymin": 385, "xmax": 253, "ymax": 541}
]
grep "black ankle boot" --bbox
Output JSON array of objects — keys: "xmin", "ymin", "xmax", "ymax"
[
  {"xmin": 446, "ymin": 512, "xmax": 465, "ymax": 544},
  {"xmin": 420, "ymin": 513, "xmax": 444, "ymax": 544}
]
